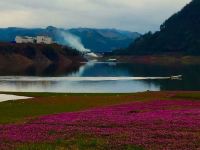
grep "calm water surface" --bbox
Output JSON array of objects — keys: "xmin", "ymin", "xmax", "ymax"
[
  {"xmin": 0, "ymin": 94, "xmax": 32, "ymax": 102},
  {"xmin": 0, "ymin": 62, "xmax": 199, "ymax": 93}
]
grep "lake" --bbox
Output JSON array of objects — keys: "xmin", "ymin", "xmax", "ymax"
[
  {"xmin": 0, "ymin": 94, "xmax": 32, "ymax": 102},
  {"xmin": 0, "ymin": 61, "xmax": 199, "ymax": 93}
]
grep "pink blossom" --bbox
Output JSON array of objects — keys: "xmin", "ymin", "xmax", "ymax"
[{"xmin": 0, "ymin": 100, "xmax": 200, "ymax": 149}]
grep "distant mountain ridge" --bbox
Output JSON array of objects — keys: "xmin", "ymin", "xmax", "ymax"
[
  {"xmin": 116, "ymin": 0, "xmax": 200, "ymax": 55},
  {"xmin": 0, "ymin": 27, "xmax": 140, "ymax": 52}
]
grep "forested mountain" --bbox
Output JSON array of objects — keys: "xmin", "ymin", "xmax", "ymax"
[
  {"xmin": 117, "ymin": 0, "xmax": 200, "ymax": 55},
  {"xmin": 69, "ymin": 28, "xmax": 140, "ymax": 52},
  {"xmin": 0, "ymin": 27, "xmax": 140, "ymax": 53}
]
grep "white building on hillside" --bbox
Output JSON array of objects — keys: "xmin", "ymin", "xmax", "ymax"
[
  {"xmin": 15, "ymin": 36, "xmax": 35, "ymax": 44},
  {"xmin": 15, "ymin": 36, "xmax": 53, "ymax": 44},
  {"xmin": 36, "ymin": 36, "xmax": 53, "ymax": 44}
]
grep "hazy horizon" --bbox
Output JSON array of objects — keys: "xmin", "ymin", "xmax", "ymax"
[{"xmin": 0, "ymin": 0, "xmax": 191, "ymax": 33}]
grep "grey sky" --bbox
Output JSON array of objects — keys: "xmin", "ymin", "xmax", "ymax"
[{"xmin": 0, "ymin": 0, "xmax": 191, "ymax": 33}]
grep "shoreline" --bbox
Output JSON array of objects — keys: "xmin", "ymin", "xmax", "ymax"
[{"xmin": 102, "ymin": 55, "xmax": 200, "ymax": 65}]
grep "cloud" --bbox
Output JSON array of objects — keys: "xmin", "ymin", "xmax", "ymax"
[{"xmin": 0, "ymin": 0, "xmax": 191, "ymax": 33}]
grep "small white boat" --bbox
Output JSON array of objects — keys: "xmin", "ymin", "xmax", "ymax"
[
  {"xmin": 170, "ymin": 75, "xmax": 182, "ymax": 80},
  {"xmin": 107, "ymin": 59, "xmax": 117, "ymax": 62}
]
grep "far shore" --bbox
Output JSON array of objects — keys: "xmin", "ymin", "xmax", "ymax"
[{"xmin": 102, "ymin": 55, "xmax": 200, "ymax": 65}]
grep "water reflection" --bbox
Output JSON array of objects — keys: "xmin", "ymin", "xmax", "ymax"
[
  {"xmin": 0, "ymin": 94, "xmax": 32, "ymax": 102},
  {"xmin": 0, "ymin": 80, "xmax": 160, "ymax": 93},
  {"xmin": 0, "ymin": 62, "xmax": 200, "ymax": 93},
  {"xmin": 0, "ymin": 63, "xmax": 81, "ymax": 76}
]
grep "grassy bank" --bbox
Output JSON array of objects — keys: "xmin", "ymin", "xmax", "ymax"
[
  {"xmin": 0, "ymin": 92, "xmax": 166, "ymax": 124},
  {"xmin": 0, "ymin": 91, "xmax": 200, "ymax": 150},
  {"xmin": 0, "ymin": 91, "xmax": 200, "ymax": 124}
]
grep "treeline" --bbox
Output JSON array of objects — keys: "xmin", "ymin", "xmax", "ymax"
[{"xmin": 0, "ymin": 43, "xmax": 82, "ymax": 62}]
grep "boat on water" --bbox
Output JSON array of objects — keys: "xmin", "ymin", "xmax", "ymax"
[
  {"xmin": 170, "ymin": 75, "xmax": 182, "ymax": 80},
  {"xmin": 107, "ymin": 58, "xmax": 117, "ymax": 62}
]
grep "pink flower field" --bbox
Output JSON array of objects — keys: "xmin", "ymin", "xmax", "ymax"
[{"xmin": 0, "ymin": 100, "xmax": 200, "ymax": 149}]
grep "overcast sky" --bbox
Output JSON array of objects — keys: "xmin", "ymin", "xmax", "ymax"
[{"xmin": 0, "ymin": 0, "xmax": 191, "ymax": 33}]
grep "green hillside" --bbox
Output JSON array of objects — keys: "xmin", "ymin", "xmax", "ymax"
[{"xmin": 117, "ymin": 0, "xmax": 200, "ymax": 55}]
